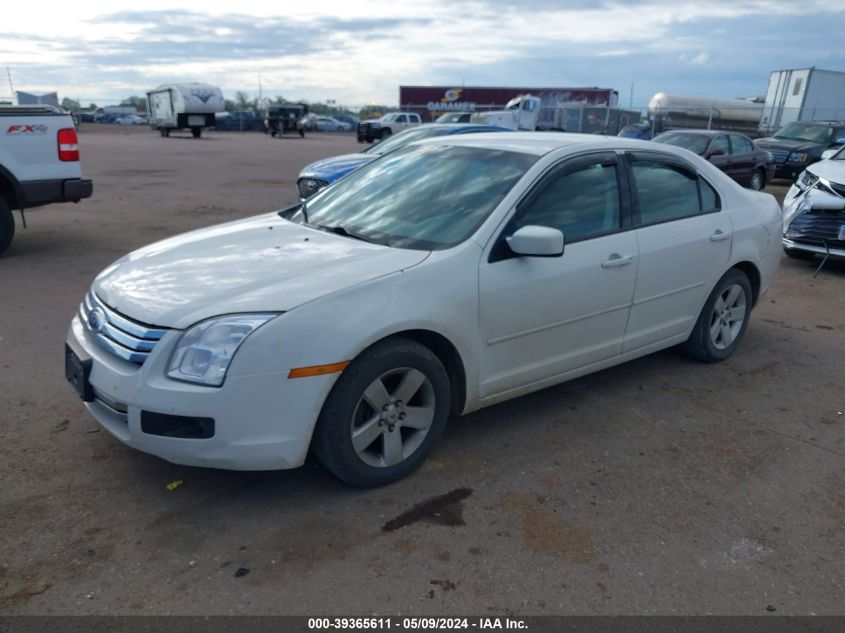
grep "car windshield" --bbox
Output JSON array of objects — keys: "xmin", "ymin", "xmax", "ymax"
[
  {"xmin": 303, "ymin": 144, "xmax": 537, "ymax": 250},
  {"xmin": 435, "ymin": 113, "xmax": 466, "ymax": 123},
  {"xmin": 364, "ymin": 126, "xmax": 455, "ymax": 156},
  {"xmin": 653, "ymin": 133, "xmax": 709, "ymax": 154},
  {"xmin": 773, "ymin": 122, "xmax": 831, "ymax": 143}
]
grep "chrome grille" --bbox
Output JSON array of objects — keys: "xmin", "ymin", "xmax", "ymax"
[
  {"xmin": 768, "ymin": 149, "xmax": 789, "ymax": 164},
  {"xmin": 78, "ymin": 292, "xmax": 167, "ymax": 364}
]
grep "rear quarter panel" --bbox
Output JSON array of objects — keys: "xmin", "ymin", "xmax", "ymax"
[{"xmin": 0, "ymin": 114, "xmax": 83, "ymax": 183}]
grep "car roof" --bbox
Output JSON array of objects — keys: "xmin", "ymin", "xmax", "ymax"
[
  {"xmin": 655, "ymin": 129, "xmax": 733, "ymax": 137},
  {"xmin": 416, "ymin": 131, "xmax": 685, "ymax": 157}
]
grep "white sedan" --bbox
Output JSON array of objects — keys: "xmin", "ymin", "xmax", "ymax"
[{"xmin": 65, "ymin": 133, "xmax": 782, "ymax": 487}]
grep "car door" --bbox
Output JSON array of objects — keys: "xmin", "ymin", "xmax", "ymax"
[
  {"xmin": 394, "ymin": 114, "xmax": 408, "ymax": 132},
  {"xmin": 729, "ymin": 134, "xmax": 756, "ymax": 185},
  {"xmin": 706, "ymin": 134, "xmax": 732, "ymax": 179},
  {"xmin": 622, "ymin": 152, "xmax": 732, "ymax": 353},
  {"xmin": 478, "ymin": 152, "xmax": 638, "ymax": 399}
]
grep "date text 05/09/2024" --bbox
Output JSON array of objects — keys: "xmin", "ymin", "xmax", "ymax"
[{"xmin": 307, "ymin": 617, "xmax": 528, "ymax": 630}]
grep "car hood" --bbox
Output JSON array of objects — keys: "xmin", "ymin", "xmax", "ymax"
[
  {"xmin": 299, "ymin": 153, "xmax": 376, "ymax": 182},
  {"xmin": 93, "ymin": 213, "xmax": 429, "ymax": 329},
  {"xmin": 807, "ymin": 159, "xmax": 845, "ymax": 183},
  {"xmin": 755, "ymin": 137, "xmax": 823, "ymax": 152}
]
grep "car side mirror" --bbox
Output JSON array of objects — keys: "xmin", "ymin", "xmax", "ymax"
[
  {"xmin": 706, "ymin": 148, "xmax": 725, "ymax": 158},
  {"xmin": 804, "ymin": 190, "xmax": 845, "ymax": 212},
  {"xmin": 506, "ymin": 225, "xmax": 564, "ymax": 257},
  {"xmin": 821, "ymin": 148, "xmax": 838, "ymax": 160}
]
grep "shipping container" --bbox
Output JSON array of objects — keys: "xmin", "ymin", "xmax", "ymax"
[
  {"xmin": 759, "ymin": 68, "xmax": 845, "ymax": 134},
  {"xmin": 399, "ymin": 86, "xmax": 618, "ymax": 126}
]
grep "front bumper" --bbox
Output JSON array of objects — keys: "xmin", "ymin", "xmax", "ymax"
[
  {"xmin": 66, "ymin": 312, "xmax": 335, "ymax": 471},
  {"xmin": 782, "ymin": 238, "xmax": 845, "ymax": 258},
  {"xmin": 774, "ymin": 162, "xmax": 809, "ymax": 181}
]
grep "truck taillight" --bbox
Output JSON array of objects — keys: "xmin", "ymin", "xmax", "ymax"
[{"xmin": 57, "ymin": 128, "xmax": 79, "ymax": 161}]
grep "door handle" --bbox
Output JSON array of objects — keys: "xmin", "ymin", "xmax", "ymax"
[
  {"xmin": 709, "ymin": 229, "xmax": 731, "ymax": 242},
  {"xmin": 601, "ymin": 253, "xmax": 633, "ymax": 268}
]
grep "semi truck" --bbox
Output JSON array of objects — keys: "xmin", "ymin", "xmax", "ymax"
[
  {"xmin": 759, "ymin": 68, "xmax": 845, "ymax": 135},
  {"xmin": 146, "ymin": 83, "xmax": 225, "ymax": 138}
]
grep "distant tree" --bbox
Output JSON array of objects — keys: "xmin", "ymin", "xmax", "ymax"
[
  {"xmin": 223, "ymin": 99, "xmax": 237, "ymax": 112},
  {"xmin": 234, "ymin": 91, "xmax": 255, "ymax": 111},
  {"xmin": 119, "ymin": 95, "xmax": 147, "ymax": 112},
  {"xmin": 86, "ymin": 103, "xmax": 98, "ymax": 111},
  {"xmin": 61, "ymin": 97, "xmax": 81, "ymax": 112}
]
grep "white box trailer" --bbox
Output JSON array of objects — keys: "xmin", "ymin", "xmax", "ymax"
[
  {"xmin": 759, "ymin": 68, "xmax": 845, "ymax": 134},
  {"xmin": 146, "ymin": 83, "xmax": 224, "ymax": 138}
]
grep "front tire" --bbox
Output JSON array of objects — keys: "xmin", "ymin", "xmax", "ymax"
[
  {"xmin": 159, "ymin": 127, "xmax": 170, "ymax": 137},
  {"xmin": 313, "ymin": 338, "xmax": 451, "ymax": 487},
  {"xmin": 0, "ymin": 198, "xmax": 15, "ymax": 257},
  {"xmin": 380, "ymin": 128, "xmax": 392, "ymax": 140},
  {"xmin": 683, "ymin": 269, "xmax": 752, "ymax": 362},
  {"xmin": 191, "ymin": 127, "xmax": 202, "ymax": 138},
  {"xmin": 749, "ymin": 169, "xmax": 765, "ymax": 191}
]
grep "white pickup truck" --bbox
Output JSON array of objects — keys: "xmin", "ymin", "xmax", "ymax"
[{"xmin": 0, "ymin": 105, "xmax": 92, "ymax": 256}]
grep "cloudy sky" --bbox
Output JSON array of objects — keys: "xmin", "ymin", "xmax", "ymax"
[{"xmin": 2, "ymin": 0, "xmax": 844, "ymax": 108}]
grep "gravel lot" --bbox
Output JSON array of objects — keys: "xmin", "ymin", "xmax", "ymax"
[{"xmin": 1, "ymin": 125, "xmax": 843, "ymax": 615}]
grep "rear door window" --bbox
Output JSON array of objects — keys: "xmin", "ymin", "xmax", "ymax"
[{"xmin": 628, "ymin": 156, "xmax": 721, "ymax": 225}]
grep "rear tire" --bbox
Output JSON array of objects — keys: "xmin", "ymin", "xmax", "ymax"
[
  {"xmin": 159, "ymin": 127, "xmax": 170, "ymax": 137},
  {"xmin": 313, "ymin": 338, "xmax": 451, "ymax": 487},
  {"xmin": 783, "ymin": 247, "xmax": 816, "ymax": 261},
  {"xmin": 380, "ymin": 128, "xmax": 392, "ymax": 140},
  {"xmin": 299, "ymin": 128, "xmax": 305, "ymax": 138},
  {"xmin": 191, "ymin": 127, "xmax": 202, "ymax": 138},
  {"xmin": 683, "ymin": 269, "xmax": 752, "ymax": 363},
  {"xmin": 0, "ymin": 198, "xmax": 15, "ymax": 257},
  {"xmin": 749, "ymin": 169, "xmax": 765, "ymax": 191}
]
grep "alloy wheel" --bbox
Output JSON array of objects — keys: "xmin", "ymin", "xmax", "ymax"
[
  {"xmin": 709, "ymin": 283, "xmax": 747, "ymax": 350},
  {"xmin": 350, "ymin": 367, "xmax": 435, "ymax": 468}
]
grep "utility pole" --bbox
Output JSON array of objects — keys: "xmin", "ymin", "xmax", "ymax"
[{"xmin": 629, "ymin": 82, "xmax": 634, "ymax": 109}]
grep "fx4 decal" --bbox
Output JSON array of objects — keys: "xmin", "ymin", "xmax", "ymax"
[{"xmin": 6, "ymin": 124, "xmax": 49, "ymax": 135}]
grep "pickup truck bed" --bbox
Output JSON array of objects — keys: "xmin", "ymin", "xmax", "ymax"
[{"xmin": 0, "ymin": 105, "xmax": 93, "ymax": 255}]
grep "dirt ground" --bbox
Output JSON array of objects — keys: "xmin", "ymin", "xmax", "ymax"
[{"xmin": 1, "ymin": 125, "xmax": 843, "ymax": 616}]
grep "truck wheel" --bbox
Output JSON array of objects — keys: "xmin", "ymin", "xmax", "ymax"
[
  {"xmin": 0, "ymin": 199, "xmax": 15, "ymax": 257},
  {"xmin": 191, "ymin": 127, "xmax": 202, "ymax": 138},
  {"xmin": 380, "ymin": 128, "xmax": 392, "ymax": 139},
  {"xmin": 159, "ymin": 127, "xmax": 170, "ymax": 137},
  {"xmin": 299, "ymin": 128, "xmax": 305, "ymax": 138}
]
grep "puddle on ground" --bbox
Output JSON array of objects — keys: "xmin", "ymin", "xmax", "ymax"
[{"xmin": 382, "ymin": 488, "xmax": 473, "ymax": 532}]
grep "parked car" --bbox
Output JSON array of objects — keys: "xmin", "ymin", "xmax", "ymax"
[
  {"xmin": 115, "ymin": 114, "xmax": 147, "ymax": 125},
  {"xmin": 754, "ymin": 120, "xmax": 845, "ymax": 180},
  {"xmin": 653, "ymin": 130, "xmax": 775, "ymax": 190},
  {"xmin": 357, "ymin": 112, "xmax": 422, "ymax": 142},
  {"xmin": 618, "ymin": 123, "xmax": 653, "ymax": 140},
  {"xmin": 435, "ymin": 112, "xmax": 472, "ymax": 124},
  {"xmin": 313, "ymin": 116, "xmax": 352, "ymax": 132},
  {"xmin": 66, "ymin": 133, "xmax": 781, "ymax": 487},
  {"xmin": 781, "ymin": 147, "xmax": 845, "ymax": 261},
  {"xmin": 297, "ymin": 123, "xmax": 508, "ymax": 198},
  {"xmin": 333, "ymin": 115, "xmax": 359, "ymax": 129},
  {"xmin": 213, "ymin": 111, "xmax": 264, "ymax": 132}
]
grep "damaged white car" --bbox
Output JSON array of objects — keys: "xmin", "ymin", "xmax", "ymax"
[{"xmin": 782, "ymin": 147, "xmax": 845, "ymax": 261}]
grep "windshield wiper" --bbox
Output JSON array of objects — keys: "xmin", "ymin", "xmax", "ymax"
[{"xmin": 316, "ymin": 224, "xmax": 376, "ymax": 244}]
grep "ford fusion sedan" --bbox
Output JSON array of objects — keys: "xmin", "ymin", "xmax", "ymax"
[
  {"xmin": 66, "ymin": 133, "xmax": 782, "ymax": 487},
  {"xmin": 296, "ymin": 123, "xmax": 507, "ymax": 198},
  {"xmin": 653, "ymin": 130, "xmax": 774, "ymax": 191},
  {"xmin": 782, "ymin": 146, "xmax": 845, "ymax": 260}
]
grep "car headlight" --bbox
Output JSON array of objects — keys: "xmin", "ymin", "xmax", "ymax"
[
  {"xmin": 797, "ymin": 170, "xmax": 819, "ymax": 190},
  {"xmin": 167, "ymin": 314, "xmax": 277, "ymax": 387},
  {"xmin": 788, "ymin": 151, "xmax": 809, "ymax": 163}
]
